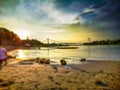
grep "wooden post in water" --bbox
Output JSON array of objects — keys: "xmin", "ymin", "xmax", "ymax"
[
  {"xmin": 88, "ymin": 37, "xmax": 91, "ymax": 59},
  {"xmin": 47, "ymin": 38, "xmax": 49, "ymax": 47},
  {"xmin": 47, "ymin": 38, "xmax": 50, "ymax": 58}
]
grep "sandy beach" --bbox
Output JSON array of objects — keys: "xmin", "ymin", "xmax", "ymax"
[
  {"xmin": 1, "ymin": 0, "xmax": 120, "ymax": 89},
  {"xmin": 0, "ymin": 59, "xmax": 120, "ymax": 90}
]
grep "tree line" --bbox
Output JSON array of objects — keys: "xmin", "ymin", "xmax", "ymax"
[
  {"xmin": 0, "ymin": 27, "xmax": 43, "ymax": 47},
  {"xmin": 83, "ymin": 39, "xmax": 120, "ymax": 45}
]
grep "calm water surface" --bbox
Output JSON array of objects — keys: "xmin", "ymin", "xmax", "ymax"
[{"xmin": 9, "ymin": 45, "xmax": 120, "ymax": 64}]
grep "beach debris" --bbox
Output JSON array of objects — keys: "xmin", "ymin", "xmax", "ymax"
[
  {"xmin": 51, "ymin": 65, "xmax": 58, "ymax": 70},
  {"xmin": 0, "ymin": 80, "xmax": 14, "ymax": 87},
  {"xmin": 48, "ymin": 76, "xmax": 54, "ymax": 81},
  {"xmin": 45, "ymin": 59, "xmax": 50, "ymax": 64},
  {"xmin": 95, "ymin": 80, "xmax": 108, "ymax": 87},
  {"xmin": 7, "ymin": 55, "xmax": 16, "ymax": 59},
  {"xmin": 39, "ymin": 58, "xmax": 45, "ymax": 63},
  {"xmin": 35, "ymin": 57, "xmax": 50, "ymax": 64},
  {"xmin": 19, "ymin": 59, "xmax": 35, "ymax": 65},
  {"xmin": 0, "ymin": 79, "xmax": 4, "ymax": 83},
  {"xmin": 36, "ymin": 57, "xmax": 40, "ymax": 63},
  {"xmin": 80, "ymin": 69, "xmax": 86, "ymax": 72},
  {"xmin": 98, "ymin": 70, "xmax": 104, "ymax": 73},
  {"xmin": 36, "ymin": 57, "xmax": 45, "ymax": 63},
  {"xmin": 80, "ymin": 58, "xmax": 86, "ymax": 62},
  {"xmin": 60, "ymin": 59, "xmax": 67, "ymax": 65},
  {"xmin": 40, "ymin": 58, "xmax": 46, "ymax": 63}
]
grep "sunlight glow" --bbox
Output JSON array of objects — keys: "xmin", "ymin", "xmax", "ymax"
[
  {"xmin": 14, "ymin": 29, "xmax": 30, "ymax": 39},
  {"xmin": 17, "ymin": 50, "xmax": 25, "ymax": 59}
]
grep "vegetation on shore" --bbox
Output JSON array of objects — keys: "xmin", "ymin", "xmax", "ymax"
[
  {"xmin": 0, "ymin": 27, "xmax": 43, "ymax": 47},
  {"xmin": 83, "ymin": 39, "xmax": 120, "ymax": 45}
]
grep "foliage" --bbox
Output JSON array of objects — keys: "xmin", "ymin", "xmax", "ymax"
[
  {"xmin": 21, "ymin": 39, "xmax": 43, "ymax": 47},
  {"xmin": 83, "ymin": 39, "xmax": 120, "ymax": 45},
  {"xmin": 0, "ymin": 27, "xmax": 43, "ymax": 47},
  {"xmin": 0, "ymin": 27, "xmax": 21, "ymax": 46}
]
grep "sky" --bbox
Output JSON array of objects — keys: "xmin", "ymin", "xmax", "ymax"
[{"xmin": 0, "ymin": 0, "xmax": 120, "ymax": 43}]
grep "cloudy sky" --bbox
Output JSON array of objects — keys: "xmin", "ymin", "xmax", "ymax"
[{"xmin": 0, "ymin": 0, "xmax": 120, "ymax": 42}]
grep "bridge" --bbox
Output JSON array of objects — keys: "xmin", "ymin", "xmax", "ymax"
[
  {"xmin": 42, "ymin": 38, "xmax": 68, "ymax": 46},
  {"xmin": 41, "ymin": 38, "xmax": 91, "ymax": 46}
]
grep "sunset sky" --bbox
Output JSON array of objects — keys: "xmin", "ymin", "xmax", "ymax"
[{"xmin": 0, "ymin": 0, "xmax": 120, "ymax": 42}]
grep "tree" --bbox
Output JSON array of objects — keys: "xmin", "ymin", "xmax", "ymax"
[{"xmin": 0, "ymin": 27, "xmax": 21, "ymax": 46}]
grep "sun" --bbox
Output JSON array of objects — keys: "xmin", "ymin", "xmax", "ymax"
[{"xmin": 14, "ymin": 30, "xmax": 30, "ymax": 39}]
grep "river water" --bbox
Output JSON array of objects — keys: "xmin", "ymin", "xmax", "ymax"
[{"xmin": 9, "ymin": 45, "xmax": 120, "ymax": 64}]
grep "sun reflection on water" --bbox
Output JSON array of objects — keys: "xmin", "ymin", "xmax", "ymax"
[{"xmin": 17, "ymin": 50, "xmax": 26, "ymax": 59}]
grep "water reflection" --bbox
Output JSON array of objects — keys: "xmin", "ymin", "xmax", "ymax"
[
  {"xmin": 9, "ymin": 45, "xmax": 120, "ymax": 62},
  {"xmin": 17, "ymin": 50, "xmax": 25, "ymax": 58}
]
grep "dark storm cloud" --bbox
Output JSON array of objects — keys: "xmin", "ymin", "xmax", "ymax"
[
  {"xmin": 74, "ymin": 0, "xmax": 120, "ymax": 32},
  {"xmin": 54, "ymin": 0, "xmax": 108, "ymax": 13},
  {"xmin": 80, "ymin": 0, "xmax": 120, "ymax": 23}
]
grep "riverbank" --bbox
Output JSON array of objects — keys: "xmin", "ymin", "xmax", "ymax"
[
  {"xmin": 0, "ymin": 46, "xmax": 31, "ymax": 52},
  {"xmin": 0, "ymin": 60, "xmax": 120, "ymax": 90}
]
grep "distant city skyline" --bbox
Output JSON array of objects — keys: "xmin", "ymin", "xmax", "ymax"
[{"xmin": 0, "ymin": 0, "xmax": 120, "ymax": 42}]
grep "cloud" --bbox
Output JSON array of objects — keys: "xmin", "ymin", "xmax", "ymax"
[
  {"xmin": 1, "ymin": 0, "xmax": 120, "ymax": 41},
  {"xmin": 67, "ymin": 1, "xmax": 87, "ymax": 13},
  {"xmin": 0, "ymin": 7, "xmax": 5, "ymax": 13},
  {"xmin": 80, "ymin": 8, "xmax": 95, "ymax": 16},
  {"xmin": 74, "ymin": 0, "xmax": 120, "ymax": 29},
  {"xmin": 14, "ymin": 0, "xmax": 78, "ymax": 25},
  {"xmin": 89, "ymin": 2, "xmax": 106, "ymax": 9},
  {"xmin": 40, "ymin": 1, "xmax": 77, "ymax": 24}
]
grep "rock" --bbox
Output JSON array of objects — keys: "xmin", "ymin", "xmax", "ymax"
[
  {"xmin": 19, "ymin": 60, "xmax": 34, "ymax": 65},
  {"xmin": 60, "ymin": 59, "xmax": 67, "ymax": 65},
  {"xmin": 8, "ymin": 80, "xmax": 15, "ymax": 85},
  {"xmin": 0, "ymin": 80, "xmax": 14, "ymax": 87},
  {"xmin": 48, "ymin": 76, "xmax": 54, "ymax": 81},
  {"xmin": 36, "ymin": 57, "xmax": 50, "ymax": 64},
  {"xmin": 80, "ymin": 69, "xmax": 86, "ymax": 72},
  {"xmin": 36, "ymin": 57, "xmax": 45, "ymax": 63},
  {"xmin": 39, "ymin": 58, "xmax": 46, "ymax": 63},
  {"xmin": 80, "ymin": 58, "xmax": 86, "ymax": 62},
  {"xmin": 95, "ymin": 80, "xmax": 108, "ymax": 87},
  {"xmin": 36, "ymin": 57, "xmax": 40, "ymax": 63},
  {"xmin": 0, "ymin": 79, "xmax": 4, "ymax": 82},
  {"xmin": 45, "ymin": 59, "xmax": 50, "ymax": 64},
  {"xmin": 0, "ymin": 82, "xmax": 9, "ymax": 87}
]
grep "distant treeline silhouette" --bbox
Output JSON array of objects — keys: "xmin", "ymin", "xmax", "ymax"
[
  {"xmin": 0, "ymin": 27, "xmax": 21, "ymax": 46},
  {"xmin": 83, "ymin": 39, "xmax": 120, "ymax": 45}
]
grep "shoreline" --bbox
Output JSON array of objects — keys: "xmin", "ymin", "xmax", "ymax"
[
  {"xmin": 0, "ymin": 60, "xmax": 120, "ymax": 90},
  {"xmin": 1, "ymin": 46, "xmax": 31, "ymax": 52}
]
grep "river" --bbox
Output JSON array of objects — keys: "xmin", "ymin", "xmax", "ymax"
[{"xmin": 9, "ymin": 45, "xmax": 120, "ymax": 64}]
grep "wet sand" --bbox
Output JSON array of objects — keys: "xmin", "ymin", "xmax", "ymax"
[{"xmin": 0, "ymin": 59, "xmax": 120, "ymax": 90}]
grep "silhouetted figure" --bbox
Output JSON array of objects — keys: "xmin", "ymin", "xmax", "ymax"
[{"xmin": 0, "ymin": 47, "xmax": 8, "ymax": 67}]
